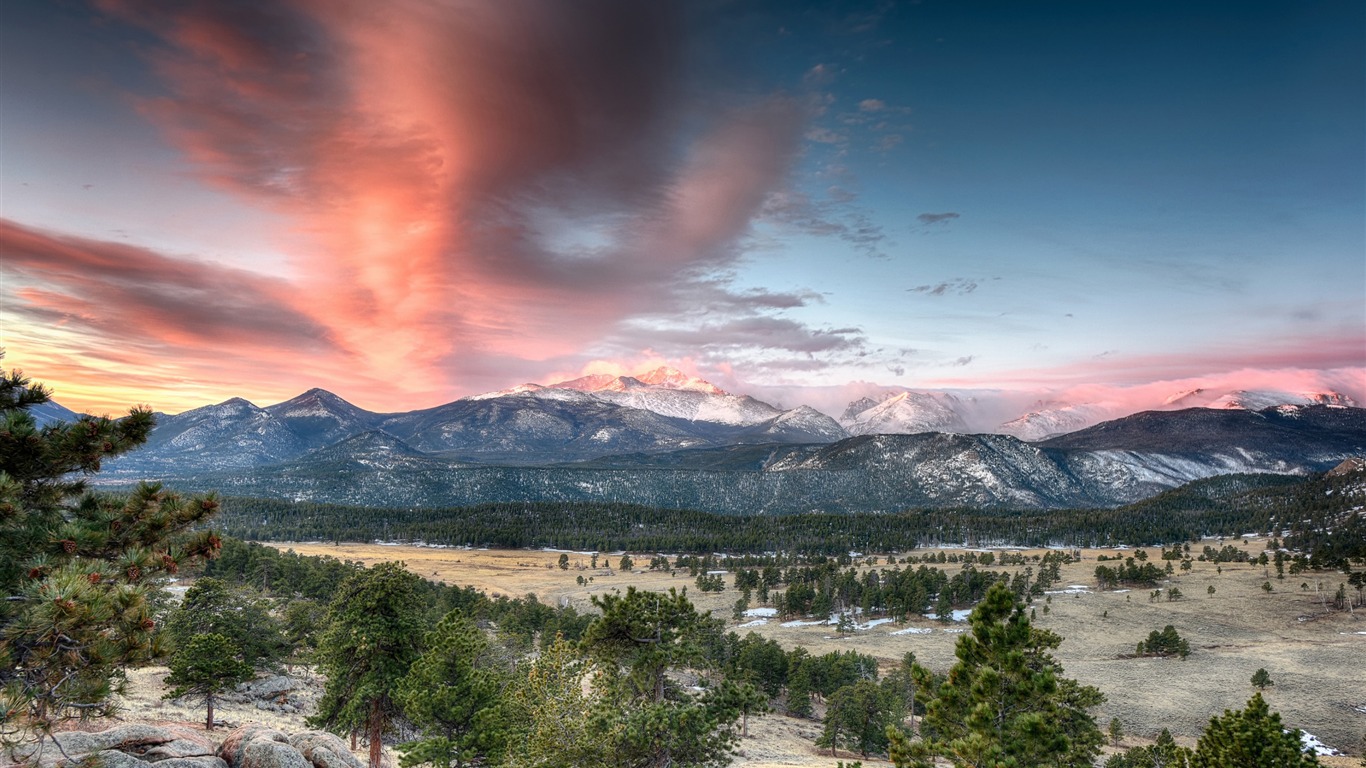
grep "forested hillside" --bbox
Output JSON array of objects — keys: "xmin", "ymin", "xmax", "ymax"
[{"xmin": 202, "ymin": 469, "xmax": 1361, "ymax": 555}]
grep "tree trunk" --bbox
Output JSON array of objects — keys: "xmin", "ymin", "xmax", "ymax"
[
  {"xmin": 368, "ymin": 699, "xmax": 384, "ymax": 768},
  {"xmin": 206, "ymin": 692, "xmax": 215, "ymax": 731}
]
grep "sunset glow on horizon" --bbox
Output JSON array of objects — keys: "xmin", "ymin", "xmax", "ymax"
[{"xmin": 2, "ymin": 1, "xmax": 1362, "ymax": 417}]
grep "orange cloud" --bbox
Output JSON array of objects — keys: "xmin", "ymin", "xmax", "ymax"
[{"xmin": 87, "ymin": 0, "xmax": 849, "ymax": 398}]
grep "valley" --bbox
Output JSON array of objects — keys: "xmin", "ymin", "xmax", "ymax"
[{"xmin": 104, "ymin": 538, "xmax": 1364, "ymax": 767}]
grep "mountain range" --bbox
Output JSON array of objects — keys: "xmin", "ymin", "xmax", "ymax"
[{"xmin": 55, "ymin": 366, "xmax": 1360, "ymax": 513}]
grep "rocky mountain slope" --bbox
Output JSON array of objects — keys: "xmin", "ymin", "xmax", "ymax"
[
  {"xmin": 101, "ymin": 368, "xmax": 846, "ymax": 475},
  {"xmin": 143, "ymin": 405, "xmax": 1365, "ymax": 514}
]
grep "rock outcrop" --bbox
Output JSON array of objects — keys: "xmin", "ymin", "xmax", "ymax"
[
  {"xmin": 217, "ymin": 725, "xmax": 363, "ymax": 768},
  {"xmin": 5, "ymin": 723, "xmax": 362, "ymax": 768},
  {"xmin": 6, "ymin": 724, "xmax": 221, "ymax": 768}
]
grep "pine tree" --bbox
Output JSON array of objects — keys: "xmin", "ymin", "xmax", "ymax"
[
  {"xmin": 310, "ymin": 561, "xmax": 426, "ymax": 768},
  {"xmin": 905, "ymin": 582, "xmax": 1104, "ymax": 767},
  {"xmin": 1109, "ymin": 717, "xmax": 1125, "ymax": 747},
  {"xmin": 1190, "ymin": 692, "xmax": 1318, "ymax": 767},
  {"xmin": 396, "ymin": 611, "xmax": 507, "ymax": 768},
  {"xmin": 818, "ymin": 679, "xmax": 901, "ymax": 758},
  {"xmin": 504, "ymin": 634, "xmax": 602, "ymax": 768},
  {"xmin": 1251, "ymin": 668, "xmax": 1273, "ymax": 691},
  {"xmin": 1102, "ymin": 728, "xmax": 1192, "ymax": 768},
  {"xmin": 0, "ymin": 367, "xmax": 220, "ymax": 747},
  {"xmin": 710, "ymin": 678, "xmax": 768, "ymax": 738},
  {"xmin": 162, "ymin": 633, "xmax": 253, "ymax": 730},
  {"xmin": 578, "ymin": 587, "xmax": 739, "ymax": 768},
  {"xmin": 162, "ymin": 577, "xmax": 289, "ymax": 673}
]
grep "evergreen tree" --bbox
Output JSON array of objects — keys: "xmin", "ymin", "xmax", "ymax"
[
  {"xmin": 1102, "ymin": 729, "xmax": 1192, "ymax": 768},
  {"xmin": 907, "ymin": 582, "xmax": 1104, "ymax": 767},
  {"xmin": 580, "ymin": 587, "xmax": 709, "ymax": 703},
  {"xmin": 396, "ymin": 611, "xmax": 507, "ymax": 768},
  {"xmin": 310, "ymin": 561, "xmax": 426, "ymax": 768},
  {"xmin": 163, "ymin": 577, "xmax": 289, "ymax": 673},
  {"xmin": 162, "ymin": 633, "xmax": 253, "ymax": 731},
  {"xmin": 505, "ymin": 635, "xmax": 602, "ymax": 768},
  {"xmin": 0, "ymin": 367, "xmax": 220, "ymax": 747},
  {"xmin": 1189, "ymin": 693, "xmax": 1319, "ymax": 768},
  {"xmin": 818, "ymin": 679, "xmax": 901, "ymax": 758},
  {"xmin": 1251, "ymin": 668, "xmax": 1273, "ymax": 691},
  {"xmin": 1109, "ymin": 717, "xmax": 1125, "ymax": 747},
  {"xmin": 578, "ymin": 587, "xmax": 739, "ymax": 768},
  {"xmin": 1135, "ymin": 626, "xmax": 1191, "ymax": 659},
  {"xmin": 785, "ymin": 656, "xmax": 814, "ymax": 718},
  {"xmin": 711, "ymin": 679, "xmax": 768, "ymax": 738}
]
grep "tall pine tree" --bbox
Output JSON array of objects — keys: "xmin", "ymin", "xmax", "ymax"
[
  {"xmin": 900, "ymin": 582, "xmax": 1104, "ymax": 767},
  {"xmin": 0, "ymin": 367, "xmax": 220, "ymax": 748},
  {"xmin": 310, "ymin": 561, "xmax": 426, "ymax": 768},
  {"xmin": 396, "ymin": 611, "xmax": 507, "ymax": 768}
]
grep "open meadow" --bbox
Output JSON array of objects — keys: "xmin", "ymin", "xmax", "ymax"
[{"xmin": 262, "ymin": 538, "xmax": 1366, "ymax": 765}]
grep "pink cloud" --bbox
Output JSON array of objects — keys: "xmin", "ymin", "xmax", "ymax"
[{"xmin": 82, "ymin": 0, "xmax": 855, "ymax": 400}]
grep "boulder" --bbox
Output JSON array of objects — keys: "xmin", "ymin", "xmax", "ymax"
[
  {"xmin": 216, "ymin": 724, "xmax": 310, "ymax": 768},
  {"xmin": 222, "ymin": 675, "xmax": 298, "ymax": 705},
  {"xmin": 6, "ymin": 724, "xmax": 218, "ymax": 768},
  {"xmin": 289, "ymin": 732, "xmax": 364, "ymax": 768}
]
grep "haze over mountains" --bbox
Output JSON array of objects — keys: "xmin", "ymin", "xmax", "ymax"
[{"xmin": 60, "ymin": 366, "xmax": 1361, "ymax": 513}]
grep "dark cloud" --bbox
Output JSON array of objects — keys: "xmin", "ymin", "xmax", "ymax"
[
  {"xmin": 916, "ymin": 212, "xmax": 960, "ymax": 225},
  {"xmin": 909, "ymin": 278, "xmax": 979, "ymax": 296},
  {"xmin": 763, "ymin": 190, "xmax": 888, "ymax": 258}
]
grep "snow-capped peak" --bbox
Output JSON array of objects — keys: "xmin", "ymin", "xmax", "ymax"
[
  {"xmin": 546, "ymin": 367, "xmax": 727, "ymax": 395},
  {"xmin": 998, "ymin": 403, "xmax": 1112, "ymax": 442},
  {"xmin": 1163, "ymin": 388, "xmax": 1206, "ymax": 406},
  {"xmin": 634, "ymin": 366, "xmax": 726, "ymax": 395},
  {"xmin": 841, "ymin": 390, "xmax": 968, "ymax": 436},
  {"xmin": 1207, "ymin": 389, "xmax": 1358, "ymax": 411}
]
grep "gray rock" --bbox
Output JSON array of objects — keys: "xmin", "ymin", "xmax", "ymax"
[
  {"xmin": 288, "ymin": 732, "xmax": 364, "ymax": 768},
  {"xmin": 217, "ymin": 725, "xmax": 312, "ymax": 768},
  {"xmin": 6, "ymin": 724, "xmax": 216, "ymax": 768},
  {"xmin": 85, "ymin": 751, "xmax": 151, "ymax": 768},
  {"xmin": 157, "ymin": 760, "xmax": 230, "ymax": 768}
]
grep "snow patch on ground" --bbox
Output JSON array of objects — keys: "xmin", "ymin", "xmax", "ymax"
[
  {"xmin": 891, "ymin": 627, "xmax": 933, "ymax": 635},
  {"xmin": 743, "ymin": 607, "xmax": 778, "ymax": 618},
  {"xmin": 1046, "ymin": 586, "xmax": 1092, "ymax": 595},
  {"xmin": 736, "ymin": 619, "xmax": 769, "ymax": 629},
  {"xmin": 780, "ymin": 619, "xmax": 827, "ymax": 628},
  {"xmin": 925, "ymin": 609, "xmax": 973, "ymax": 622},
  {"xmin": 1299, "ymin": 731, "xmax": 1342, "ymax": 756}
]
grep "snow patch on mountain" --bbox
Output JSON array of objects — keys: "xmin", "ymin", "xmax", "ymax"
[
  {"xmin": 1159, "ymin": 388, "xmax": 1357, "ymax": 411},
  {"xmin": 841, "ymin": 391, "xmax": 969, "ymax": 435},
  {"xmin": 998, "ymin": 403, "xmax": 1112, "ymax": 441}
]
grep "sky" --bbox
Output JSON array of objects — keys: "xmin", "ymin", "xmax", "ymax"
[{"xmin": 2, "ymin": 0, "xmax": 1363, "ymax": 418}]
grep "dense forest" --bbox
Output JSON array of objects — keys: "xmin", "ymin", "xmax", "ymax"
[{"xmin": 201, "ymin": 469, "xmax": 1363, "ymax": 561}]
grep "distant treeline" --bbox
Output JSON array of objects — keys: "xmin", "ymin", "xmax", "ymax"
[{"xmin": 198, "ymin": 471, "xmax": 1363, "ymax": 557}]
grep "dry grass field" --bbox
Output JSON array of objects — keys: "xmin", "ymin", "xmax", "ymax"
[
  {"xmin": 90, "ymin": 539, "xmax": 1362, "ymax": 767},
  {"xmin": 265, "ymin": 539, "xmax": 1366, "ymax": 766}
]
